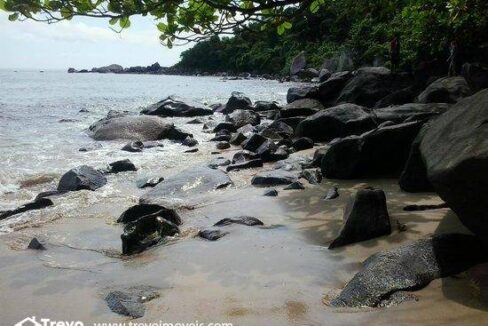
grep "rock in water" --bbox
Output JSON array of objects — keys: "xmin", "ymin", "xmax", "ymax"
[
  {"xmin": 141, "ymin": 96, "xmax": 213, "ymax": 117},
  {"xmin": 136, "ymin": 177, "xmax": 164, "ymax": 189},
  {"xmin": 216, "ymin": 141, "xmax": 230, "ymax": 150},
  {"xmin": 0, "ymin": 198, "xmax": 54, "ymax": 220},
  {"xmin": 283, "ymin": 181, "xmax": 305, "ymax": 190},
  {"xmin": 118, "ymin": 204, "xmax": 182, "ymax": 226},
  {"xmin": 121, "ymin": 141, "xmax": 144, "ymax": 152},
  {"xmin": 329, "ymin": 234, "xmax": 488, "ymax": 307},
  {"xmin": 109, "ymin": 159, "xmax": 137, "ymax": 173},
  {"xmin": 27, "ymin": 237, "xmax": 46, "ymax": 250},
  {"xmin": 57, "ymin": 165, "xmax": 107, "ymax": 191},
  {"xmin": 140, "ymin": 166, "xmax": 233, "ymax": 205},
  {"xmin": 417, "ymin": 77, "xmax": 471, "ymax": 103},
  {"xmin": 295, "ymin": 104, "xmax": 375, "ymax": 142},
  {"xmin": 323, "ymin": 186, "xmax": 339, "ymax": 200},
  {"xmin": 105, "ymin": 286, "xmax": 159, "ymax": 318},
  {"xmin": 263, "ymin": 189, "xmax": 279, "ymax": 197},
  {"xmin": 223, "ymin": 92, "xmax": 252, "ymax": 113},
  {"xmin": 90, "ymin": 115, "xmax": 176, "ymax": 141},
  {"xmin": 302, "ymin": 169, "xmax": 322, "ymax": 185},
  {"xmin": 251, "ymin": 169, "xmax": 299, "ymax": 186},
  {"xmin": 214, "ymin": 216, "xmax": 264, "ymax": 227},
  {"xmin": 419, "ymin": 89, "xmax": 488, "ymax": 237},
  {"xmin": 208, "ymin": 157, "xmax": 231, "ymax": 169},
  {"xmin": 198, "ymin": 229, "xmax": 228, "ymax": 241},
  {"xmin": 329, "ymin": 189, "xmax": 391, "ymax": 249}
]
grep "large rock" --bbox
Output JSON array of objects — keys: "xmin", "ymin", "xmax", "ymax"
[
  {"xmin": 253, "ymin": 101, "xmax": 281, "ymax": 112},
  {"xmin": 260, "ymin": 120, "xmax": 294, "ymax": 139},
  {"xmin": 419, "ymin": 89, "xmax": 488, "ymax": 237},
  {"xmin": 329, "ymin": 234, "xmax": 488, "ymax": 307},
  {"xmin": 251, "ymin": 169, "xmax": 299, "ymax": 186},
  {"xmin": 329, "ymin": 189, "xmax": 391, "ymax": 249},
  {"xmin": 223, "ymin": 92, "xmax": 252, "ymax": 113},
  {"xmin": 290, "ymin": 51, "xmax": 306, "ymax": 76},
  {"xmin": 374, "ymin": 103, "xmax": 448, "ymax": 123},
  {"xmin": 227, "ymin": 110, "xmax": 260, "ymax": 128},
  {"xmin": 417, "ymin": 77, "xmax": 471, "ymax": 104},
  {"xmin": 322, "ymin": 121, "xmax": 423, "ymax": 179},
  {"xmin": 57, "ymin": 165, "xmax": 107, "ymax": 191},
  {"xmin": 141, "ymin": 96, "xmax": 213, "ymax": 117},
  {"xmin": 462, "ymin": 62, "xmax": 488, "ymax": 92},
  {"xmin": 280, "ymin": 99, "xmax": 324, "ymax": 118},
  {"xmin": 141, "ymin": 166, "xmax": 233, "ymax": 205},
  {"xmin": 317, "ymin": 71, "xmax": 352, "ymax": 104},
  {"xmin": 286, "ymin": 86, "xmax": 318, "ymax": 103},
  {"xmin": 90, "ymin": 115, "xmax": 177, "ymax": 141},
  {"xmin": 295, "ymin": 104, "xmax": 375, "ymax": 142}
]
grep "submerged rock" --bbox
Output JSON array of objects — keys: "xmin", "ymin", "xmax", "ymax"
[
  {"xmin": 283, "ymin": 181, "xmax": 305, "ymax": 190},
  {"xmin": 57, "ymin": 165, "xmax": 107, "ymax": 192},
  {"xmin": 141, "ymin": 96, "xmax": 213, "ymax": 117},
  {"xmin": 324, "ymin": 186, "xmax": 339, "ymax": 200},
  {"xmin": 105, "ymin": 286, "xmax": 159, "ymax": 318},
  {"xmin": 118, "ymin": 204, "xmax": 182, "ymax": 225},
  {"xmin": 121, "ymin": 141, "xmax": 144, "ymax": 152},
  {"xmin": 108, "ymin": 159, "xmax": 137, "ymax": 173},
  {"xmin": 329, "ymin": 189, "xmax": 391, "ymax": 249},
  {"xmin": 198, "ymin": 229, "xmax": 228, "ymax": 241},
  {"xmin": 0, "ymin": 198, "xmax": 53, "ymax": 220},
  {"xmin": 329, "ymin": 234, "xmax": 488, "ymax": 307},
  {"xmin": 27, "ymin": 237, "xmax": 46, "ymax": 250},
  {"xmin": 214, "ymin": 216, "xmax": 264, "ymax": 227},
  {"xmin": 263, "ymin": 189, "xmax": 279, "ymax": 197}
]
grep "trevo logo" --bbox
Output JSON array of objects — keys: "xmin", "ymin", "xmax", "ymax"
[{"xmin": 14, "ymin": 316, "xmax": 84, "ymax": 326}]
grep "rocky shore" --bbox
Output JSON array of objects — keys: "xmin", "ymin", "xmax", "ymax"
[{"xmin": 1, "ymin": 66, "xmax": 487, "ymax": 324}]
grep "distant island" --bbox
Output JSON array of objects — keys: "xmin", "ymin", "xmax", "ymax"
[{"xmin": 68, "ymin": 63, "xmax": 177, "ymax": 75}]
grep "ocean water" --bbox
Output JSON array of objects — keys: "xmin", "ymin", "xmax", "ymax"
[{"xmin": 0, "ymin": 70, "xmax": 295, "ymax": 232}]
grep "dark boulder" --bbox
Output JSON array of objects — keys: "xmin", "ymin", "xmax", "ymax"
[
  {"xmin": 210, "ymin": 134, "xmax": 231, "ymax": 142},
  {"xmin": 136, "ymin": 177, "xmax": 164, "ymax": 189},
  {"xmin": 226, "ymin": 159, "xmax": 263, "ymax": 172},
  {"xmin": 311, "ymin": 147, "xmax": 327, "ymax": 167},
  {"xmin": 242, "ymin": 133, "xmax": 267, "ymax": 152},
  {"xmin": 276, "ymin": 117, "xmax": 305, "ymax": 131},
  {"xmin": 57, "ymin": 165, "xmax": 107, "ymax": 191},
  {"xmin": 232, "ymin": 150, "xmax": 260, "ymax": 163},
  {"xmin": 198, "ymin": 229, "xmax": 228, "ymax": 241},
  {"xmin": 302, "ymin": 169, "xmax": 322, "ymax": 185},
  {"xmin": 329, "ymin": 234, "xmax": 488, "ymax": 307},
  {"xmin": 319, "ymin": 69, "xmax": 332, "ymax": 82},
  {"xmin": 105, "ymin": 286, "xmax": 159, "ymax": 318},
  {"xmin": 324, "ymin": 186, "xmax": 339, "ymax": 200},
  {"xmin": 118, "ymin": 204, "xmax": 181, "ymax": 225},
  {"xmin": 121, "ymin": 141, "xmax": 144, "ymax": 152},
  {"xmin": 213, "ymin": 122, "xmax": 237, "ymax": 133},
  {"xmin": 141, "ymin": 96, "xmax": 213, "ymax": 117},
  {"xmin": 216, "ymin": 141, "xmax": 230, "ymax": 150},
  {"xmin": 214, "ymin": 216, "xmax": 264, "ymax": 227},
  {"xmin": 251, "ymin": 169, "xmax": 299, "ymax": 186},
  {"xmin": 374, "ymin": 103, "xmax": 448, "ymax": 124},
  {"xmin": 186, "ymin": 118, "xmax": 203, "ymax": 124},
  {"xmin": 283, "ymin": 181, "xmax": 305, "ymax": 190},
  {"xmin": 462, "ymin": 62, "xmax": 488, "ymax": 92},
  {"xmin": 182, "ymin": 136, "xmax": 198, "ymax": 147},
  {"xmin": 322, "ymin": 121, "xmax": 423, "ymax": 179},
  {"xmin": 260, "ymin": 121, "xmax": 294, "ymax": 139},
  {"xmin": 27, "ymin": 237, "xmax": 46, "ymax": 250},
  {"xmin": 229, "ymin": 132, "xmax": 247, "ymax": 145},
  {"xmin": 419, "ymin": 89, "xmax": 488, "ymax": 237},
  {"xmin": 108, "ymin": 159, "xmax": 137, "ymax": 173},
  {"xmin": 263, "ymin": 189, "xmax": 279, "ymax": 197},
  {"xmin": 280, "ymin": 99, "xmax": 324, "ymax": 118},
  {"xmin": 317, "ymin": 71, "xmax": 353, "ymax": 104},
  {"xmin": 291, "ymin": 137, "xmax": 314, "ymax": 152},
  {"xmin": 290, "ymin": 51, "xmax": 306, "ymax": 76},
  {"xmin": 295, "ymin": 103, "xmax": 375, "ymax": 142},
  {"xmin": 286, "ymin": 86, "xmax": 318, "ymax": 103},
  {"xmin": 223, "ymin": 92, "xmax": 252, "ymax": 113},
  {"xmin": 228, "ymin": 110, "xmax": 260, "ymax": 128},
  {"xmin": 417, "ymin": 77, "xmax": 471, "ymax": 104},
  {"xmin": 166, "ymin": 126, "xmax": 193, "ymax": 142},
  {"xmin": 0, "ymin": 198, "xmax": 53, "ymax": 220},
  {"xmin": 253, "ymin": 101, "xmax": 281, "ymax": 112},
  {"xmin": 329, "ymin": 189, "xmax": 391, "ymax": 249},
  {"xmin": 374, "ymin": 87, "xmax": 417, "ymax": 108}
]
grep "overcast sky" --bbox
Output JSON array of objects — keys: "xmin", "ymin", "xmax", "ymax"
[{"xmin": 0, "ymin": 13, "xmax": 189, "ymax": 70}]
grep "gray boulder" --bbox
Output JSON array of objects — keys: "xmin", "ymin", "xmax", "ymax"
[
  {"xmin": 251, "ymin": 169, "xmax": 299, "ymax": 186},
  {"xmin": 329, "ymin": 189, "xmax": 391, "ymax": 249},
  {"xmin": 286, "ymin": 86, "xmax": 318, "ymax": 103},
  {"xmin": 290, "ymin": 51, "xmax": 306, "ymax": 76},
  {"xmin": 419, "ymin": 89, "xmax": 488, "ymax": 237},
  {"xmin": 417, "ymin": 77, "xmax": 471, "ymax": 103},
  {"xmin": 223, "ymin": 92, "xmax": 252, "ymax": 113},
  {"xmin": 228, "ymin": 109, "xmax": 260, "ymax": 128},
  {"xmin": 57, "ymin": 165, "xmax": 107, "ymax": 191},
  {"xmin": 141, "ymin": 96, "xmax": 213, "ymax": 117},
  {"xmin": 105, "ymin": 286, "xmax": 159, "ymax": 318},
  {"xmin": 280, "ymin": 99, "xmax": 324, "ymax": 118}
]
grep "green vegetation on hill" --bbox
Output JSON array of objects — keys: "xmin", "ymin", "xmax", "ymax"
[{"xmin": 174, "ymin": 0, "xmax": 488, "ymax": 75}]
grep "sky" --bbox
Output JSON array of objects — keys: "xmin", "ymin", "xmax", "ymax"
[{"xmin": 0, "ymin": 12, "xmax": 190, "ymax": 70}]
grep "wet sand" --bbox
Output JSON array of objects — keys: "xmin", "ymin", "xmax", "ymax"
[{"xmin": 0, "ymin": 143, "xmax": 487, "ymax": 325}]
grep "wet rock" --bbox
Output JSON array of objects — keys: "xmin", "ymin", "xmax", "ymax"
[
  {"xmin": 136, "ymin": 177, "xmax": 164, "ymax": 189},
  {"xmin": 226, "ymin": 159, "xmax": 263, "ymax": 172},
  {"xmin": 311, "ymin": 147, "xmax": 327, "ymax": 167},
  {"xmin": 324, "ymin": 186, "xmax": 339, "ymax": 200},
  {"xmin": 263, "ymin": 189, "xmax": 279, "ymax": 197},
  {"xmin": 198, "ymin": 229, "xmax": 228, "ymax": 241},
  {"xmin": 417, "ymin": 77, "xmax": 471, "ymax": 104},
  {"xmin": 167, "ymin": 126, "xmax": 193, "ymax": 142},
  {"xmin": 216, "ymin": 141, "xmax": 230, "ymax": 150},
  {"xmin": 237, "ymin": 124, "xmax": 257, "ymax": 136},
  {"xmin": 27, "ymin": 238, "xmax": 46, "ymax": 250},
  {"xmin": 122, "ymin": 141, "xmax": 144, "ymax": 152},
  {"xmin": 329, "ymin": 189, "xmax": 391, "ymax": 249},
  {"xmin": 418, "ymin": 89, "xmax": 488, "ymax": 236},
  {"xmin": 182, "ymin": 136, "xmax": 198, "ymax": 147},
  {"xmin": 108, "ymin": 159, "xmax": 137, "ymax": 173},
  {"xmin": 223, "ymin": 92, "xmax": 253, "ymax": 113},
  {"xmin": 79, "ymin": 143, "xmax": 102, "ymax": 152},
  {"xmin": 287, "ymin": 86, "xmax": 318, "ymax": 103},
  {"xmin": 213, "ymin": 122, "xmax": 237, "ymax": 133},
  {"xmin": 283, "ymin": 181, "xmax": 305, "ymax": 190},
  {"xmin": 0, "ymin": 198, "xmax": 54, "ymax": 220},
  {"xmin": 35, "ymin": 190, "xmax": 67, "ymax": 201},
  {"xmin": 317, "ymin": 71, "xmax": 353, "ymax": 104},
  {"xmin": 329, "ymin": 234, "xmax": 488, "ymax": 307},
  {"xmin": 57, "ymin": 165, "xmax": 107, "ymax": 191},
  {"xmin": 374, "ymin": 103, "xmax": 449, "ymax": 124},
  {"xmin": 302, "ymin": 169, "xmax": 322, "ymax": 185},
  {"xmin": 118, "ymin": 204, "xmax": 182, "ymax": 225},
  {"xmin": 232, "ymin": 150, "xmax": 260, "ymax": 163},
  {"xmin": 210, "ymin": 134, "xmax": 231, "ymax": 142},
  {"xmin": 141, "ymin": 96, "xmax": 213, "ymax": 117},
  {"xmin": 280, "ymin": 99, "xmax": 324, "ymax": 118},
  {"xmin": 186, "ymin": 118, "xmax": 203, "ymax": 124},
  {"xmin": 274, "ymin": 156, "xmax": 312, "ymax": 171},
  {"xmin": 208, "ymin": 157, "xmax": 231, "ymax": 169},
  {"xmin": 229, "ymin": 132, "xmax": 247, "ymax": 145},
  {"xmin": 322, "ymin": 121, "xmax": 423, "ymax": 179},
  {"xmin": 291, "ymin": 137, "xmax": 314, "ymax": 152},
  {"xmin": 141, "ymin": 166, "xmax": 233, "ymax": 204},
  {"xmin": 90, "ymin": 115, "xmax": 175, "ymax": 141},
  {"xmin": 105, "ymin": 286, "xmax": 159, "ymax": 318},
  {"xmin": 295, "ymin": 104, "xmax": 375, "ymax": 142},
  {"xmin": 214, "ymin": 216, "xmax": 264, "ymax": 227},
  {"xmin": 260, "ymin": 121, "xmax": 294, "ymax": 139},
  {"xmin": 228, "ymin": 110, "xmax": 260, "ymax": 128},
  {"xmin": 184, "ymin": 148, "xmax": 199, "ymax": 153},
  {"xmin": 251, "ymin": 169, "xmax": 299, "ymax": 186},
  {"xmin": 242, "ymin": 133, "xmax": 267, "ymax": 152},
  {"xmin": 253, "ymin": 101, "xmax": 281, "ymax": 112}
]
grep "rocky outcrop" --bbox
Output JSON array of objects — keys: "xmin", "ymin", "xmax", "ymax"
[
  {"xmin": 141, "ymin": 96, "xmax": 213, "ymax": 117},
  {"xmin": 418, "ymin": 89, "xmax": 488, "ymax": 237},
  {"xmin": 295, "ymin": 104, "xmax": 375, "ymax": 142},
  {"xmin": 322, "ymin": 121, "xmax": 423, "ymax": 179},
  {"xmin": 329, "ymin": 189, "xmax": 391, "ymax": 249},
  {"xmin": 329, "ymin": 234, "xmax": 488, "ymax": 307},
  {"xmin": 417, "ymin": 77, "xmax": 471, "ymax": 103},
  {"xmin": 92, "ymin": 64, "xmax": 123, "ymax": 73},
  {"xmin": 57, "ymin": 165, "xmax": 107, "ymax": 191}
]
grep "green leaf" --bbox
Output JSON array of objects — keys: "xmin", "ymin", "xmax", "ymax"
[
  {"xmin": 109, "ymin": 18, "xmax": 118, "ymax": 26},
  {"xmin": 8, "ymin": 13, "xmax": 19, "ymax": 21},
  {"xmin": 157, "ymin": 22, "xmax": 167, "ymax": 32},
  {"xmin": 0, "ymin": 0, "xmax": 5, "ymax": 11},
  {"xmin": 60, "ymin": 7, "xmax": 72, "ymax": 19},
  {"xmin": 119, "ymin": 16, "xmax": 131, "ymax": 29},
  {"xmin": 282, "ymin": 21, "xmax": 292, "ymax": 29},
  {"xmin": 167, "ymin": 38, "xmax": 173, "ymax": 49},
  {"xmin": 277, "ymin": 24, "xmax": 285, "ymax": 35}
]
